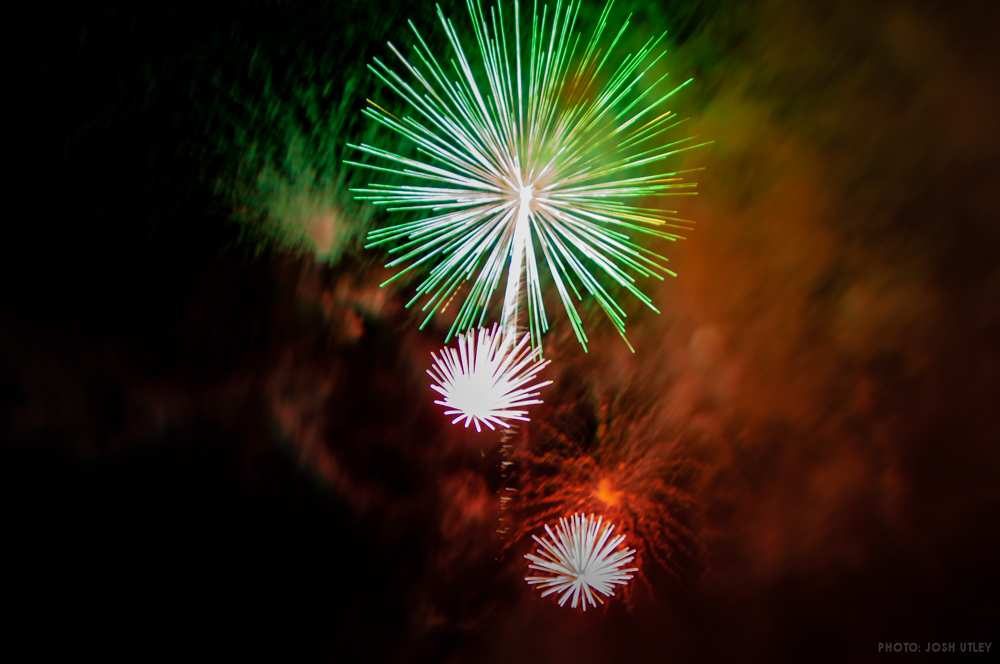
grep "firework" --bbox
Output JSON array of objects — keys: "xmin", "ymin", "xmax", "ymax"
[
  {"xmin": 348, "ymin": 0, "xmax": 708, "ymax": 350},
  {"xmin": 503, "ymin": 394, "xmax": 701, "ymax": 579},
  {"xmin": 524, "ymin": 512, "xmax": 637, "ymax": 610},
  {"xmin": 428, "ymin": 324, "xmax": 553, "ymax": 431}
]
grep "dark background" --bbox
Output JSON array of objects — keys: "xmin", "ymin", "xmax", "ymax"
[{"xmin": 6, "ymin": 1, "xmax": 1000, "ymax": 661}]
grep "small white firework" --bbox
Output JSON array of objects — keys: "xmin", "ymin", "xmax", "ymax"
[
  {"xmin": 428, "ymin": 324, "xmax": 552, "ymax": 431},
  {"xmin": 525, "ymin": 512, "xmax": 637, "ymax": 611}
]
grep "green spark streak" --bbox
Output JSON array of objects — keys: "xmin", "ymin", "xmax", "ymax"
[{"xmin": 347, "ymin": 0, "xmax": 709, "ymax": 351}]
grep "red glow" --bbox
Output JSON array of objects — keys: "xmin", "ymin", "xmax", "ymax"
[
  {"xmin": 594, "ymin": 477, "xmax": 623, "ymax": 507},
  {"xmin": 502, "ymin": 399, "xmax": 702, "ymax": 595}
]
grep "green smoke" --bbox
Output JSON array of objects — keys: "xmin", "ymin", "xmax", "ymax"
[{"xmin": 195, "ymin": 4, "xmax": 404, "ymax": 264}]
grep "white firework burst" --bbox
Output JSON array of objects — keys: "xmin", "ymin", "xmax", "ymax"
[
  {"xmin": 525, "ymin": 512, "xmax": 637, "ymax": 611},
  {"xmin": 428, "ymin": 324, "xmax": 552, "ymax": 431}
]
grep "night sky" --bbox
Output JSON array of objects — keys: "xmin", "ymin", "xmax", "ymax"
[{"xmin": 7, "ymin": 1, "xmax": 1000, "ymax": 661}]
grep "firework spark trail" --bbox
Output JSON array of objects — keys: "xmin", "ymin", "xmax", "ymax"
[
  {"xmin": 348, "ymin": 0, "xmax": 708, "ymax": 351},
  {"xmin": 525, "ymin": 512, "xmax": 638, "ymax": 610}
]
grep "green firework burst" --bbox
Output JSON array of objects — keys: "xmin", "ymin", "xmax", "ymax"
[{"xmin": 349, "ymin": 0, "xmax": 710, "ymax": 351}]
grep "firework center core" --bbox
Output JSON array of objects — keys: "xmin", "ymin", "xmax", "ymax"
[{"xmin": 517, "ymin": 183, "xmax": 535, "ymax": 212}]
